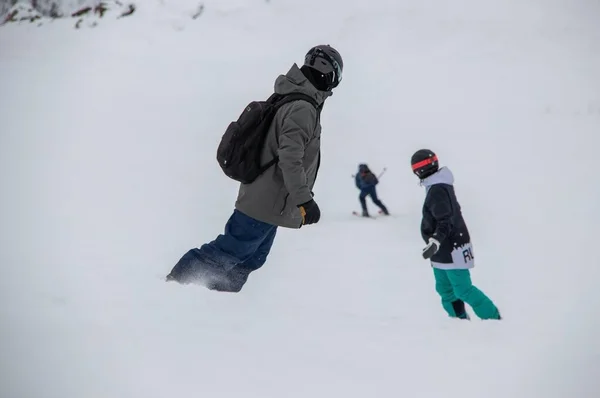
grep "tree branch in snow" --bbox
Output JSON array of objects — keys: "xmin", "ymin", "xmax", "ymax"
[
  {"xmin": 1, "ymin": 3, "xmax": 41, "ymax": 24},
  {"xmin": 71, "ymin": 6, "xmax": 91, "ymax": 17},
  {"xmin": 192, "ymin": 3, "xmax": 204, "ymax": 20},
  {"xmin": 95, "ymin": 3, "xmax": 108, "ymax": 18},
  {"xmin": 117, "ymin": 3, "xmax": 134, "ymax": 18},
  {"xmin": 2, "ymin": 9, "xmax": 17, "ymax": 24},
  {"xmin": 49, "ymin": 2, "xmax": 61, "ymax": 18}
]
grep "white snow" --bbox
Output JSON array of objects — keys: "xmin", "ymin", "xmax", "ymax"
[{"xmin": 1, "ymin": 0, "xmax": 599, "ymax": 397}]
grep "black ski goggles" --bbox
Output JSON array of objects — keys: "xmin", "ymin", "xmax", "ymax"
[{"xmin": 307, "ymin": 48, "xmax": 343, "ymax": 89}]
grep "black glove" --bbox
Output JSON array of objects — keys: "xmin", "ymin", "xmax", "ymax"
[
  {"xmin": 422, "ymin": 238, "xmax": 440, "ymax": 259},
  {"xmin": 298, "ymin": 199, "xmax": 320, "ymax": 225}
]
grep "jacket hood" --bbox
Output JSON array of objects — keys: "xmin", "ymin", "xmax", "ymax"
[
  {"xmin": 274, "ymin": 64, "xmax": 332, "ymax": 106},
  {"xmin": 421, "ymin": 167, "xmax": 454, "ymax": 190}
]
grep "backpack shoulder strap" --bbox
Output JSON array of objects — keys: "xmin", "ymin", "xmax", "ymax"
[{"xmin": 271, "ymin": 93, "xmax": 320, "ymax": 110}]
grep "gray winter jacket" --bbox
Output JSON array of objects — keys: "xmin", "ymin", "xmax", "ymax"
[{"xmin": 234, "ymin": 64, "xmax": 331, "ymax": 228}]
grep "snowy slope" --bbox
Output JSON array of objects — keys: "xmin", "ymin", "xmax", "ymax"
[{"xmin": 1, "ymin": 1, "xmax": 599, "ymax": 397}]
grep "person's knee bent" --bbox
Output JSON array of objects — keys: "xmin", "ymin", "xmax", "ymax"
[{"xmin": 452, "ymin": 282, "xmax": 475, "ymax": 300}]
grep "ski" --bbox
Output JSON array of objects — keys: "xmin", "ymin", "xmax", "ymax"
[
  {"xmin": 352, "ymin": 211, "xmax": 377, "ymax": 218},
  {"xmin": 352, "ymin": 210, "xmax": 392, "ymax": 219}
]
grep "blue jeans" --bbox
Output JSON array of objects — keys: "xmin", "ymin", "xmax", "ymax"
[
  {"xmin": 359, "ymin": 186, "xmax": 388, "ymax": 214},
  {"xmin": 168, "ymin": 210, "xmax": 277, "ymax": 292}
]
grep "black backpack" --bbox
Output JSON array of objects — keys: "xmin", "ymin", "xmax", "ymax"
[
  {"xmin": 217, "ymin": 92, "xmax": 319, "ymax": 184},
  {"xmin": 364, "ymin": 172, "xmax": 379, "ymax": 185}
]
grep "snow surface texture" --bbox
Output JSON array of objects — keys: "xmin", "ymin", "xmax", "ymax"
[{"xmin": 1, "ymin": 0, "xmax": 599, "ymax": 397}]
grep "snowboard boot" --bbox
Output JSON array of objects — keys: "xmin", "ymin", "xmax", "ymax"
[
  {"xmin": 452, "ymin": 299, "xmax": 470, "ymax": 320},
  {"xmin": 362, "ymin": 210, "xmax": 370, "ymax": 217}
]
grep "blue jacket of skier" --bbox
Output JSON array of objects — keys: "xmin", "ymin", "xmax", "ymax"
[{"xmin": 355, "ymin": 164, "xmax": 378, "ymax": 191}]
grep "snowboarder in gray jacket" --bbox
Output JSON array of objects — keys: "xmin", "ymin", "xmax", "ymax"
[{"xmin": 166, "ymin": 45, "xmax": 344, "ymax": 292}]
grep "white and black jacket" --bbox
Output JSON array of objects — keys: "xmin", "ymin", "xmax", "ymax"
[{"xmin": 420, "ymin": 167, "xmax": 475, "ymax": 270}]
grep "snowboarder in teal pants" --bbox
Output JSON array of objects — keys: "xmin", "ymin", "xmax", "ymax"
[{"xmin": 411, "ymin": 149, "xmax": 501, "ymax": 320}]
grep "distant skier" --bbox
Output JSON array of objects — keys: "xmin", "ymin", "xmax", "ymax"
[
  {"xmin": 411, "ymin": 149, "xmax": 501, "ymax": 320},
  {"xmin": 355, "ymin": 163, "xmax": 389, "ymax": 217}
]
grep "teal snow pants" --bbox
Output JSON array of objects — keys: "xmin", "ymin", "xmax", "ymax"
[{"xmin": 433, "ymin": 268, "xmax": 500, "ymax": 320}]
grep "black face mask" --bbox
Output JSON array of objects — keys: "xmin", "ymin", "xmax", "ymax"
[{"xmin": 300, "ymin": 65, "xmax": 333, "ymax": 92}]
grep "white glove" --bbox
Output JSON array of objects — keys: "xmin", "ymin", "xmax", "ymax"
[{"xmin": 422, "ymin": 237, "xmax": 440, "ymax": 259}]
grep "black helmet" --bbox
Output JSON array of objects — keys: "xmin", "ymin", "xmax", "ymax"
[
  {"xmin": 304, "ymin": 45, "xmax": 343, "ymax": 90},
  {"xmin": 411, "ymin": 149, "xmax": 439, "ymax": 179}
]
